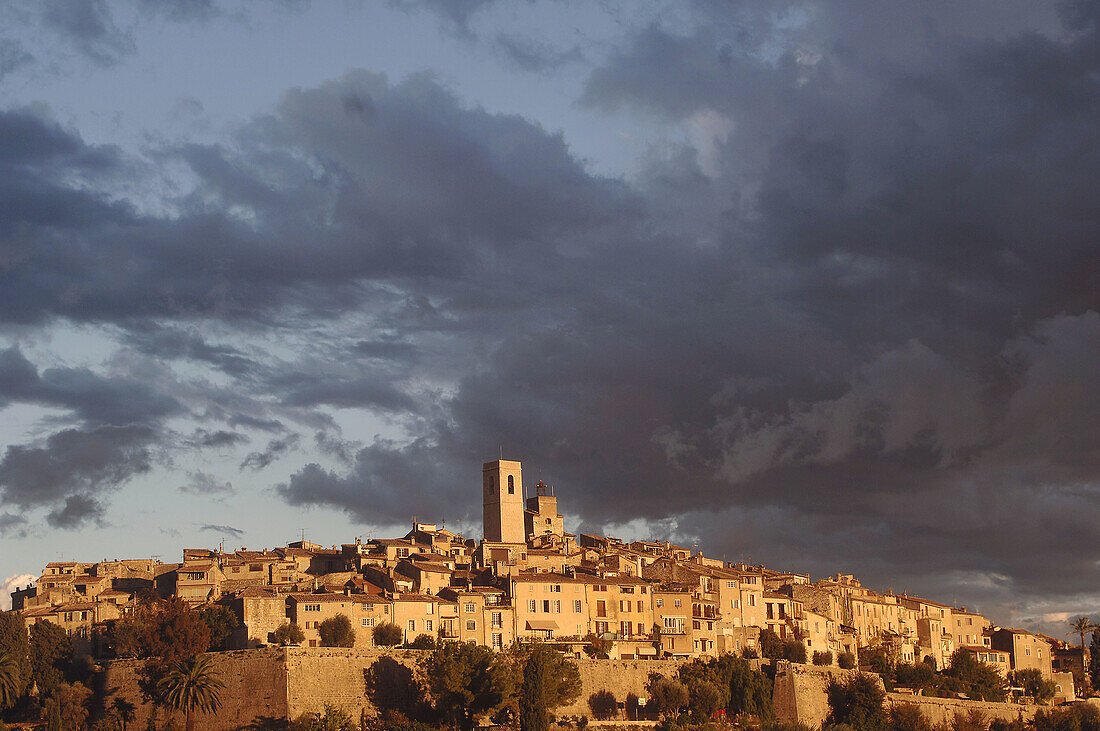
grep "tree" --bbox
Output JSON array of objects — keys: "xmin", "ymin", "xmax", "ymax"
[
  {"xmin": 587, "ymin": 690, "xmax": 617, "ymax": 721},
  {"xmin": 30, "ymin": 620, "xmax": 71, "ymax": 698},
  {"xmin": 723, "ymin": 654, "xmax": 773, "ymax": 721},
  {"xmin": 272, "ymin": 622, "xmax": 305, "ymax": 646},
  {"xmin": 946, "ymin": 650, "xmax": 1006, "ymax": 702},
  {"xmin": 0, "ymin": 611, "xmax": 31, "ymax": 706},
  {"xmin": 760, "ymin": 629, "xmax": 784, "ymax": 659},
  {"xmin": 1092, "ymin": 629, "xmax": 1100, "ymax": 692},
  {"xmin": 646, "ymin": 675, "xmax": 688, "ymax": 720},
  {"xmin": 364, "ymin": 656, "xmax": 424, "ymax": 720},
  {"xmin": 112, "ymin": 697, "xmax": 136, "ymax": 731},
  {"xmin": 372, "ymin": 623, "xmax": 403, "ymax": 647},
  {"xmin": 157, "ymin": 654, "xmax": 225, "ymax": 731},
  {"xmin": 687, "ymin": 680, "xmax": 723, "ymax": 720},
  {"xmin": 289, "ymin": 704, "xmax": 357, "ymax": 730},
  {"xmin": 889, "ymin": 702, "xmax": 932, "ymax": 731},
  {"xmin": 838, "ymin": 651, "xmax": 856, "ymax": 669},
  {"xmin": 584, "ymin": 633, "xmax": 612, "ymax": 658},
  {"xmin": 518, "ymin": 645, "xmax": 580, "ymax": 731},
  {"xmin": 814, "ymin": 651, "xmax": 834, "ymax": 666},
  {"xmin": 421, "ymin": 641, "xmax": 517, "ymax": 731},
  {"xmin": 318, "ymin": 615, "xmax": 355, "ymax": 648},
  {"xmin": 520, "ymin": 647, "xmax": 549, "ymax": 731},
  {"xmin": 1071, "ymin": 617, "xmax": 1096, "ymax": 657},
  {"xmin": 1009, "ymin": 669, "xmax": 1055, "ymax": 704},
  {"xmin": 54, "ymin": 681, "xmax": 92, "ymax": 730},
  {"xmin": 826, "ymin": 672, "xmax": 887, "ymax": 731},
  {"xmin": 0, "ymin": 649, "xmax": 23, "ymax": 711},
  {"xmin": 198, "ymin": 605, "xmax": 240, "ymax": 651}
]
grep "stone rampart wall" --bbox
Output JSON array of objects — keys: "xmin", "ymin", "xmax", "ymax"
[
  {"xmin": 885, "ymin": 692, "xmax": 1040, "ymax": 726},
  {"xmin": 102, "ymin": 647, "xmax": 679, "ymax": 729}
]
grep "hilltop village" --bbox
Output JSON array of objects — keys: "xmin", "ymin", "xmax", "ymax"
[{"xmin": 9, "ymin": 460, "xmax": 1083, "ymax": 691}]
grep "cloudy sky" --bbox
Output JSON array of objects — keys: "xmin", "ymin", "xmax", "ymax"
[{"xmin": 0, "ymin": 0, "xmax": 1097, "ymax": 633}]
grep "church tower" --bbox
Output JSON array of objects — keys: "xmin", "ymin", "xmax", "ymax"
[{"xmin": 483, "ymin": 459, "xmax": 524, "ymax": 543}]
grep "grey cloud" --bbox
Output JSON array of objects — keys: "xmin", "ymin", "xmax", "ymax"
[
  {"xmin": 200, "ymin": 523, "xmax": 244, "ymax": 538},
  {"xmin": 179, "ymin": 471, "xmax": 234, "ymax": 496},
  {"xmin": 277, "ymin": 438, "xmax": 464, "ymax": 525},
  {"xmin": 46, "ymin": 494, "xmax": 105, "ymax": 528},
  {"xmin": 186, "ymin": 429, "xmax": 248, "ymax": 449},
  {"xmin": 122, "ymin": 325, "xmax": 258, "ymax": 377},
  {"xmin": 0, "ymin": 346, "xmax": 181, "ymax": 426},
  {"xmin": 0, "ymin": 512, "xmax": 27, "ymax": 536},
  {"xmin": 240, "ymin": 434, "xmax": 300, "ymax": 470},
  {"xmin": 40, "ymin": 0, "xmax": 132, "ymax": 66},
  {"xmin": 314, "ymin": 431, "xmax": 360, "ymax": 466},
  {"xmin": 493, "ymin": 34, "xmax": 584, "ymax": 73},
  {"xmin": 0, "ymin": 425, "xmax": 155, "ymax": 512}
]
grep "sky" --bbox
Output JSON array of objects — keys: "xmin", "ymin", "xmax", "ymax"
[{"xmin": 0, "ymin": 0, "xmax": 1097, "ymax": 637}]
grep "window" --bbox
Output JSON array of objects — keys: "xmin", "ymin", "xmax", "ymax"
[
  {"xmin": 637, "ymin": 601, "xmax": 644, "ymax": 612},
  {"xmin": 573, "ymin": 600, "xmax": 582, "ymax": 613},
  {"xmin": 550, "ymin": 584, "xmax": 561, "ymax": 592},
  {"xmin": 732, "ymin": 599, "xmax": 740, "ymax": 609},
  {"xmin": 507, "ymin": 475, "xmax": 514, "ymax": 494},
  {"xmin": 693, "ymin": 620, "xmax": 701, "ymax": 630},
  {"xmin": 362, "ymin": 618, "xmax": 375, "ymax": 627},
  {"xmin": 408, "ymin": 620, "xmax": 416, "ymax": 632},
  {"xmin": 553, "ymin": 600, "xmax": 561, "ymax": 613},
  {"xmin": 621, "ymin": 621, "xmax": 631, "ymax": 635},
  {"xmin": 620, "ymin": 600, "xmax": 629, "ymax": 612},
  {"xmin": 466, "ymin": 620, "xmax": 477, "ymax": 631},
  {"xmin": 304, "ymin": 604, "xmax": 321, "ymax": 612},
  {"xmin": 656, "ymin": 598, "xmax": 664, "ymax": 608},
  {"xmin": 492, "ymin": 633, "xmax": 502, "ymax": 649},
  {"xmin": 425, "ymin": 620, "xmax": 433, "ymax": 632},
  {"xmin": 383, "ymin": 606, "xmax": 389, "ymax": 615},
  {"xmin": 727, "ymin": 581, "xmax": 737, "ymax": 588},
  {"xmin": 466, "ymin": 602, "xmax": 477, "ymax": 613},
  {"xmin": 361, "ymin": 603, "xmax": 373, "ymax": 611},
  {"xmin": 749, "ymin": 595, "xmax": 756, "ymax": 607},
  {"xmin": 674, "ymin": 598, "xmax": 682, "ymax": 608},
  {"xmin": 426, "ymin": 603, "xmax": 434, "ymax": 615},
  {"xmin": 596, "ymin": 600, "xmax": 606, "ymax": 617},
  {"xmin": 492, "ymin": 612, "xmax": 502, "ymax": 629},
  {"xmin": 543, "ymin": 600, "xmax": 551, "ymax": 613},
  {"xmin": 528, "ymin": 599, "xmax": 536, "ymax": 612}
]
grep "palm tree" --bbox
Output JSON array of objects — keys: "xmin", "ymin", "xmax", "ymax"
[
  {"xmin": 0, "ymin": 649, "xmax": 23, "ymax": 710},
  {"xmin": 112, "ymin": 696, "xmax": 136, "ymax": 731},
  {"xmin": 1070, "ymin": 616, "xmax": 1097, "ymax": 671},
  {"xmin": 157, "ymin": 654, "xmax": 225, "ymax": 731}
]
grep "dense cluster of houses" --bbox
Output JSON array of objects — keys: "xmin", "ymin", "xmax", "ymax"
[{"xmin": 8, "ymin": 459, "xmax": 1086, "ymax": 700}]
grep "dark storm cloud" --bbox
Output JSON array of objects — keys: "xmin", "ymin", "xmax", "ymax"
[
  {"xmin": 267, "ymin": 0, "xmax": 1100, "ymax": 614},
  {"xmin": 186, "ymin": 429, "xmax": 248, "ymax": 449},
  {"xmin": 46, "ymin": 494, "xmax": 105, "ymax": 528},
  {"xmin": 2, "ymin": 0, "xmax": 1099, "ymax": 617}
]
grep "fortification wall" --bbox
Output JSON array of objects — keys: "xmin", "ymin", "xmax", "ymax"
[
  {"xmin": 557, "ymin": 657, "xmax": 688, "ymax": 718},
  {"xmin": 101, "ymin": 648, "xmax": 288, "ymax": 731},
  {"xmin": 102, "ymin": 648, "xmax": 677, "ymax": 729},
  {"xmin": 770, "ymin": 661, "xmax": 1043, "ymax": 728},
  {"xmin": 772, "ymin": 660, "xmax": 862, "ymax": 727},
  {"xmin": 885, "ymin": 693, "xmax": 1040, "ymax": 726}
]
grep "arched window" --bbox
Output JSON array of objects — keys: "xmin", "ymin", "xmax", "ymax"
[{"xmin": 507, "ymin": 475, "xmax": 514, "ymax": 494}]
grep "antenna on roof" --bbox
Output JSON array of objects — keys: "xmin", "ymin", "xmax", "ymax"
[
  {"xmin": 499, "ymin": 445, "xmax": 503, "ymax": 459},
  {"xmin": 299, "ymin": 528, "xmax": 307, "ymax": 542}
]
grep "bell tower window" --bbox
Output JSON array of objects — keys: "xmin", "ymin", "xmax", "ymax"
[{"xmin": 507, "ymin": 475, "xmax": 515, "ymax": 494}]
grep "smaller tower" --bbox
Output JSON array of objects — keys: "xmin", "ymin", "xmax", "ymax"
[{"xmin": 524, "ymin": 481, "xmax": 564, "ymax": 541}]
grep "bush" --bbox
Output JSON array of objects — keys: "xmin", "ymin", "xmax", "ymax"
[
  {"xmin": 1009, "ymin": 669, "xmax": 1055, "ymax": 704},
  {"xmin": 272, "ymin": 622, "xmax": 305, "ymax": 646},
  {"xmin": 372, "ymin": 623, "xmax": 403, "ymax": 647},
  {"xmin": 743, "ymin": 646, "xmax": 760, "ymax": 659},
  {"xmin": 587, "ymin": 690, "xmax": 617, "ymax": 721},
  {"xmin": 888, "ymin": 703, "xmax": 931, "ymax": 731},
  {"xmin": 318, "ymin": 614, "xmax": 355, "ymax": 648},
  {"xmin": 784, "ymin": 639, "xmax": 807, "ymax": 664},
  {"xmin": 625, "ymin": 693, "xmax": 641, "ymax": 720},
  {"xmin": 760, "ymin": 629, "xmax": 784, "ymax": 660},
  {"xmin": 814, "ymin": 651, "xmax": 834, "ymax": 666},
  {"xmin": 407, "ymin": 634, "xmax": 435, "ymax": 650},
  {"xmin": 838, "ymin": 651, "xmax": 856, "ymax": 669},
  {"xmin": 949, "ymin": 709, "xmax": 988, "ymax": 731}
]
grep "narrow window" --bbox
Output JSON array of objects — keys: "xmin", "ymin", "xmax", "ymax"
[{"xmin": 507, "ymin": 475, "xmax": 515, "ymax": 494}]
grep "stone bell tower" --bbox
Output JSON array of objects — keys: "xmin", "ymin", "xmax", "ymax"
[{"xmin": 482, "ymin": 459, "xmax": 524, "ymax": 543}]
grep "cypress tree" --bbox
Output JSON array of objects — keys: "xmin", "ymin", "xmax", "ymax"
[{"xmin": 519, "ymin": 647, "xmax": 549, "ymax": 731}]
